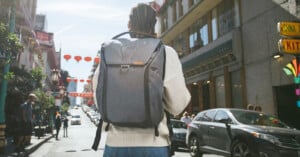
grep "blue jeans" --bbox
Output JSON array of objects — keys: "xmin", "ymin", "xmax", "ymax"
[{"xmin": 103, "ymin": 145, "xmax": 170, "ymax": 157}]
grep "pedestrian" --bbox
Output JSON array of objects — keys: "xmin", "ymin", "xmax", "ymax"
[
  {"xmin": 181, "ymin": 111, "xmax": 192, "ymax": 124},
  {"xmin": 254, "ymin": 105, "xmax": 262, "ymax": 112},
  {"xmin": 16, "ymin": 93, "xmax": 37, "ymax": 152},
  {"xmin": 54, "ymin": 111, "xmax": 61, "ymax": 140},
  {"xmin": 92, "ymin": 3, "xmax": 191, "ymax": 157},
  {"xmin": 63, "ymin": 116, "xmax": 68, "ymax": 137},
  {"xmin": 247, "ymin": 104, "xmax": 254, "ymax": 110}
]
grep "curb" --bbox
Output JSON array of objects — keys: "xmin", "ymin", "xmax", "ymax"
[
  {"xmin": 0, "ymin": 134, "xmax": 55, "ymax": 157},
  {"xmin": 23, "ymin": 134, "xmax": 55, "ymax": 156}
]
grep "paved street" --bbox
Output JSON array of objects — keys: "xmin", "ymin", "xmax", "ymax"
[{"xmin": 30, "ymin": 108, "xmax": 223, "ymax": 157}]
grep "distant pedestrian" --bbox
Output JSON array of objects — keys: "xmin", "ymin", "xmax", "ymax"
[
  {"xmin": 247, "ymin": 104, "xmax": 254, "ymax": 110},
  {"xmin": 254, "ymin": 105, "xmax": 262, "ymax": 112},
  {"xmin": 63, "ymin": 116, "xmax": 69, "ymax": 137},
  {"xmin": 55, "ymin": 111, "xmax": 61, "ymax": 140},
  {"xmin": 181, "ymin": 111, "xmax": 192, "ymax": 124}
]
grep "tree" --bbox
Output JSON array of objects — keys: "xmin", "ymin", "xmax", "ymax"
[
  {"xmin": 0, "ymin": 22, "xmax": 23, "ymax": 60},
  {"xmin": 31, "ymin": 67, "xmax": 44, "ymax": 88}
]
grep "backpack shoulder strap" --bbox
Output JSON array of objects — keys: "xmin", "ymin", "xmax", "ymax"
[{"xmin": 91, "ymin": 119, "xmax": 103, "ymax": 151}]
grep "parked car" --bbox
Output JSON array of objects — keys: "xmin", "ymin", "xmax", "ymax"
[
  {"xmin": 170, "ymin": 119, "xmax": 188, "ymax": 150},
  {"xmin": 186, "ymin": 108, "xmax": 300, "ymax": 157},
  {"xmin": 70, "ymin": 115, "xmax": 81, "ymax": 125}
]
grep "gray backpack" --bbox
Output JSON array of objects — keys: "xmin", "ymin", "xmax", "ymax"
[{"xmin": 96, "ymin": 32, "xmax": 165, "ymax": 128}]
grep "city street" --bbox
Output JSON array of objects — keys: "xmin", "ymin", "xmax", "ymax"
[{"xmin": 30, "ymin": 108, "xmax": 223, "ymax": 157}]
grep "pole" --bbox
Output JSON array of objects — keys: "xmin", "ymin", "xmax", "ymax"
[{"xmin": 0, "ymin": 0, "xmax": 15, "ymax": 150}]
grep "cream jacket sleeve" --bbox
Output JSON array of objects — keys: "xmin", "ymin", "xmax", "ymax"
[
  {"xmin": 92, "ymin": 65, "xmax": 100, "ymax": 109},
  {"xmin": 163, "ymin": 45, "xmax": 191, "ymax": 115}
]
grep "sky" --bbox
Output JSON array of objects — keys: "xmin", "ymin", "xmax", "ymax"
[{"xmin": 36, "ymin": 0, "xmax": 151, "ymax": 92}]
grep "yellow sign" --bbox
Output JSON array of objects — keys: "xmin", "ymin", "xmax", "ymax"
[
  {"xmin": 278, "ymin": 39, "xmax": 300, "ymax": 55},
  {"xmin": 277, "ymin": 22, "xmax": 300, "ymax": 37}
]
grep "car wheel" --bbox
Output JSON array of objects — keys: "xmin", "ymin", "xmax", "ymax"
[
  {"xmin": 231, "ymin": 140, "xmax": 252, "ymax": 157},
  {"xmin": 188, "ymin": 136, "xmax": 203, "ymax": 157}
]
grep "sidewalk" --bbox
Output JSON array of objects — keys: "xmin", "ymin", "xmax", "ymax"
[{"xmin": 0, "ymin": 134, "xmax": 54, "ymax": 157}]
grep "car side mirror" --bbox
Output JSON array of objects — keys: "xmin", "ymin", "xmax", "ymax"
[{"xmin": 218, "ymin": 118, "xmax": 231, "ymax": 125}]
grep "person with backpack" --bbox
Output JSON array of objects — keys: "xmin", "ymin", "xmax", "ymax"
[{"xmin": 92, "ymin": 3, "xmax": 191, "ymax": 157}]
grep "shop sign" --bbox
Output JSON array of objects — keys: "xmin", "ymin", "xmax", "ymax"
[
  {"xmin": 278, "ymin": 39, "xmax": 300, "ymax": 55},
  {"xmin": 278, "ymin": 22, "xmax": 300, "ymax": 37}
]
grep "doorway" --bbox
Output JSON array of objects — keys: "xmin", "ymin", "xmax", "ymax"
[{"xmin": 274, "ymin": 84, "xmax": 300, "ymax": 129}]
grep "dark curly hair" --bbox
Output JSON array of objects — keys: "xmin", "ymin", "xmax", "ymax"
[{"xmin": 129, "ymin": 3, "xmax": 157, "ymax": 38}]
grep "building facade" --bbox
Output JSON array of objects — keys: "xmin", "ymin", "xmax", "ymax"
[{"xmin": 156, "ymin": 0, "xmax": 300, "ymax": 129}]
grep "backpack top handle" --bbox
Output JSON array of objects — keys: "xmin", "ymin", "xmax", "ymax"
[{"xmin": 112, "ymin": 31, "xmax": 156, "ymax": 39}]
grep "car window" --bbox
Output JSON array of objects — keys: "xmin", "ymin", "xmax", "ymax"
[
  {"xmin": 72, "ymin": 115, "xmax": 80, "ymax": 118},
  {"xmin": 231, "ymin": 110, "xmax": 289, "ymax": 128},
  {"xmin": 196, "ymin": 110, "xmax": 216, "ymax": 122},
  {"xmin": 171, "ymin": 120, "xmax": 187, "ymax": 128},
  {"xmin": 214, "ymin": 110, "xmax": 230, "ymax": 123}
]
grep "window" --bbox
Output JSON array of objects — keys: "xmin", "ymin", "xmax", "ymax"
[
  {"xmin": 218, "ymin": 0, "xmax": 235, "ymax": 36},
  {"xmin": 174, "ymin": 34, "xmax": 185, "ymax": 57},
  {"xmin": 231, "ymin": 70, "xmax": 243, "ymax": 108},
  {"xmin": 215, "ymin": 75, "xmax": 226, "ymax": 108},
  {"xmin": 178, "ymin": 0, "xmax": 183, "ymax": 17},
  {"xmin": 189, "ymin": 15, "xmax": 208, "ymax": 52},
  {"xmin": 212, "ymin": 8, "xmax": 218, "ymax": 40},
  {"xmin": 197, "ymin": 110, "xmax": 216, "ymax": 122},
  {"xmin": 214, "ymin": 110, "xmax": 229, "ymax": 122},
  {"xmin": 172, "ymin": 2, "xmax": 177, "ymax": 23},
  {"xmin": 199, "ymin": 21, "xmax": 208, "ymax": 46},
  {"xmin": 161, "ymin": 13, "xmax": 168, "ymax": 32},
  {"xmin": 188, "ymin": 0, "xmax": 194, "ymax": 8}
]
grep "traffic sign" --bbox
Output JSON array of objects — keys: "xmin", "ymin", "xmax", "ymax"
[
  {"xmin": 278, "ymin": 21, "xmax": 300, "ymax": 37},
  {"xmin": 278, "ymin": 39, "xmax": 300, "ymax": 55}
]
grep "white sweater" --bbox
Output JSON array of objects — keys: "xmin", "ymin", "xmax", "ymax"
[{"xmin": 92, "ymin": 44, "xmax": 191, "ymax": 147}]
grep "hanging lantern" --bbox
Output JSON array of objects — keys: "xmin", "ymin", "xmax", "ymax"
[
  {"xmin": 94, "ymin": 57, "xmax": 100, "ymax": 63},
  {"xmin": 74, "ymin": 56, "xmax": 82, "ymax": 62},
  {"xmin": 86, "ymin": 79, "xmax": 91, "ymax": 83},
  {"xmin": 73, "ymin": 78, "xmax": 78, "ymax": 82},
  {"xmin": 66, "ymin": 77, "xmax": 72, "ymax": 82},
  {"xmin": 63, "ymin": 54, "xmax": 71, "ymax": 61},
  {"xmin": 84, "ymin": 56, "xmax": 92, "ymax": 62},
  {"xmin": 80, "ymin": 79, "xmax": 84, "ymax": 83}
]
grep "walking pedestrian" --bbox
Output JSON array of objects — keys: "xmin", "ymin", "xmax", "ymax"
[
  {"xmin": 54, "ymin": 111, "xmax": 61, "ymax": 140},
  {"xmin": 92, "ymin": 3, "xmax": 191, "ymax": 157},
  {"xmin": 63, "ymin": 116, "xmax": 68, "ymax": 137}
]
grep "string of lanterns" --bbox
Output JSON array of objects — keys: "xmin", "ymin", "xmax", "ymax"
[
  {"xmin": 63, "ymin": 54, "xmax": 100, "ymax": 63},
  {"xmin": 66, "ymin": 77, "xmax": 92, "ymax": 83},
  {"xmin": 68, "ymin": 92, "xmax": 93, "ymax": 98}
]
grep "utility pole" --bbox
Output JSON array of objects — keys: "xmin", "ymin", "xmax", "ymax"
[{"xmin": 0, "ymin": 0, "xmax": 15, "ymax": 150}]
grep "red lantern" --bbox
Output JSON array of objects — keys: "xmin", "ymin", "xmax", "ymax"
[
  {"xmin": 86, "ymin": 79, "xmax": 91, "ymax": 83},
  {"xmin": 94, "ymin": 57, "xmax": 100, "ymax": 63},
  {"xmin": 73, "ymin": 78, "xmax": 78, "ymax": 82},
  {"xmin": 66, "ymin": 77, "xmax": 72, "ymax": 82},
  {"xmin": 84, "ymin": 56, "xmax": 92, "ymax": 62},
  {"xmin": 80, "ymin": 79, "xmax": 84, "ymax": 83},
  {"xmin": 64, "ymin": 54, "xmax": 71, "ymax": 61},
  {"xmin": 74, "ymin": 56, "xmax": 82, "ymax": 62}
]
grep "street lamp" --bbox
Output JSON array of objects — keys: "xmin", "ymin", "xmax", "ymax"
[
  {"xmin": 272, "ymin": 52, "xmax": 283, "ymax": 59},
  {"xmin": 51, "ymin": 69, "xmax": 60, "ymax": 85}
]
